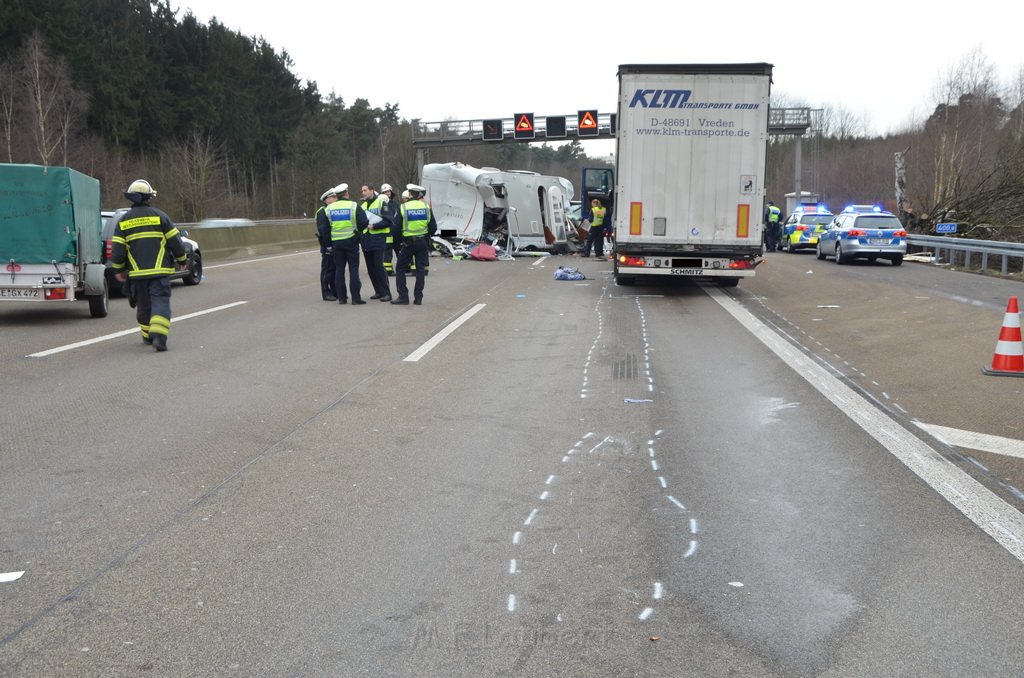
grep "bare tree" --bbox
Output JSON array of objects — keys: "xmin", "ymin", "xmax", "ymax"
[
  {"xmin": 0, "ymin": 59, "xmax": 15, "ymax": 162},
  {"xmin": 19, "ymin": 32, "xmax": 86, "ymax": 166},
  {"xmin": 925, "ymin": 47, "xmax": 1003, "ymax": 212},
  {"xmin": 817, "ymin": 104, "xmax": 868, "ymax": 141},
  {"xmin": 161, "ymin": 130, "xmax": 226, "ymax": 221}
]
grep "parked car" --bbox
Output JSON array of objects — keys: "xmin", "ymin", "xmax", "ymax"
[
  {"xmin": 816, "ymin": 207, "xmax": 907, "ymax": 265},
  {"xmin": 781, "ymin": 205, "xmax": 833, "ymax": 253},
  {"xmin": 101, "ymin": 209, "xmax": 203, "ymax": 293}
]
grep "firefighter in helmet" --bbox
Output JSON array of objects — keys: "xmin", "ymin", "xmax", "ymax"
[{"xmin": 111, "ymin": 179, "xmax": 188, "ymax": 352}]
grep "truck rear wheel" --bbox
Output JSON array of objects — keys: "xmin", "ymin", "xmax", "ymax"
[
  {"xmin": 88, "ymin": 280, "xmax": 109, "ymax": 318},
  {"xmin": 717, "ymin": 277, "xmax": 740, "ymax": 287},
  {"xmin": 615, "ymin": 275, "xmax": 636, "ymax": 286}
]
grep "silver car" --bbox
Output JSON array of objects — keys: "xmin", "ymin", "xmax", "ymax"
[{"xmin": 816, "ymin": 209, "xmax": 907, "ymax": 265}]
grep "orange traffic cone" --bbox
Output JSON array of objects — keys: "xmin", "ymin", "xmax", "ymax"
[{"xmin": 982, "ymin": 296, "xmax": 1024, "ymax": 377}]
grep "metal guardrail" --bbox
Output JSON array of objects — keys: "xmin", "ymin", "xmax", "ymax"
[
  {"xmin": 177, "ymin": 218, "xmax": 316, "ymax": 262},
  {"xmin": 907, "ymin": 234, "xmax": 1024, "ymax": 277}
]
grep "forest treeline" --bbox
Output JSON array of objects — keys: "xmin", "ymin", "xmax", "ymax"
[
  {"xmin": 0, "ymin": 0, "xmax": 598, "ymax": 219},
  {"xmin": 2, "ymin": 1, "xmax": 1023, "ymax": 234}
]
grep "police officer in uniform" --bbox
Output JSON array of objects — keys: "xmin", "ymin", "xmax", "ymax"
[
  {"xmin": 316, "ymin": 187, "xmax": 338, "ymax": 301},
  {"xmin": 765, "ymin": 201, "xmax": 782, "ymax": 251},
  {"xmin": 391, "ymin": 183, "xmax": 437, "ymax": 306},
  {"xmin": 360, "ymin": 184, "xmax": 392, "ymax": 302},
  {"xmin": 581, "ymin": 198, "xmax": 607, "ymax": 258},
  {"xmin": 111, "ymin": 179, "xmax": 187, "ymax": 352},
  {"xmin": 319, "ymin": 183, "xmax": 369, "ymax": 305}
]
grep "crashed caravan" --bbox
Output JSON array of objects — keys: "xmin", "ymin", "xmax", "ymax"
[{"xmin": 421, "ymin": 162, "xmax": 574, "ymax": 252}]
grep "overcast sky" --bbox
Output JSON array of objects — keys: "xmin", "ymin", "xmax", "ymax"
[{"xmin": 174, "ymin": 0, "xmax": 1021, "ymax": 138}]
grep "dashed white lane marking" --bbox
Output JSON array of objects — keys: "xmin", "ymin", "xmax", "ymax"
[
  {"xmin": 507, "ymin": 595, "xmax": 517, "ymax": 612},
  {"xmin": 916, "ymin": 423, "xmax": 1024, "ymax": 460},
  {"xmin": 404, "ymin": 303, "xmax": 486, "ymax": 362},
  {"xmin": 706, "ymin": 285, "xmax": 1024, "ymax": 564},
  {"xmin": 28, "ymin": 301, "xmax": 249, "ymax": 357},
  {"xmin": 638, "ymin": 607, "xmax": 654, "ymax": 621},
  {"xmin": 0, "ymin": 571, "xmax": 25, "ymax": 583}
]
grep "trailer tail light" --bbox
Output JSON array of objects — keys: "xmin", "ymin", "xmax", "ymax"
[
  {"xmin": 44, "ymin": 288, "xmax": 68, "ymax": 300},
  {"xmin": 618, "ymin": 255, "xmax": 645, "ymax": 266},
  {"xmin": 728, "ymin": 259, "xmax": 754, "ymax": 270}
]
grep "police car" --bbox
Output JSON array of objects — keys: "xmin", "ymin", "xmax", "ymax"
[
  {"xmin": 816, "ymin": 205, "xmax": 907, "ymax": 266},
  {"xmin": 781, "ymin": 204, "xmax": 833, "ymax": 253}
]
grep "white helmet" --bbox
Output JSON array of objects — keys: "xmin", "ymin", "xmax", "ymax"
[
  {"xmin": 333, "ymin": 183, "xmax": 349, "ymax": 195},
  {"xmin": 380, "ymin": 183, "xmax": 393, "ymax": 193},
  {"xmin": 401, "ymin": 190, "xmax": 411, "ymax": 200},
  {"xmin": 126, "ymin": 179, "xmax": 157, "ymax": 197}
]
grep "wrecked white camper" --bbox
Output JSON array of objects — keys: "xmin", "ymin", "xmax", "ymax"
[{"xmin": 421, "ymin": 162, "xmax": 573, "ymax": 253}]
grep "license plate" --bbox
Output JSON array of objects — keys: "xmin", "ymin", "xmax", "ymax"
[
  {"xmin": 869, "ymin": 238, "xmax": 890, "ymax": 245},
  {"xmin": 0, "ymin": 288, "xmax": 39, "ymax": 298}
]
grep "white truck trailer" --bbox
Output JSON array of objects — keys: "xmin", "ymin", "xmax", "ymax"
[{"xmin": 607, "ymin": 63, "xmax": 773, "ymax": 286}]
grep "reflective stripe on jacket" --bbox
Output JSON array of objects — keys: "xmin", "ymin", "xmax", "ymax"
[{"xmin": 110, "ymin": 205, "xmax": 186, "ymax": 278}]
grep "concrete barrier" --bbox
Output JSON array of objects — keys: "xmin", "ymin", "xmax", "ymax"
[{"xmin": 179, "ymin": 219, "xmax": 319, "ymax": 262}]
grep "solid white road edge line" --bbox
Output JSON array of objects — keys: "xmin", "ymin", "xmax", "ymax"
[
  {"xmin": 916, "ymin": 423, "xmax": 1024, "ymax": 460},
  {"xmin": 203, "ymin": 250, "xmax": 313, "ymax": 269},
  {"xmin": 704, "ymin": 285, "xmax": 1024, "ymax": 564},
  {"xmin": 0, "ymin": 571, "xmax": 25, "ymax": 583},
  {"xmin": 403, "ymin": 303, "xmax": 486, "ymax": 362},
  {"xmin": 27, "ymin": 301, "xmax": 249, "ymax": 357}
]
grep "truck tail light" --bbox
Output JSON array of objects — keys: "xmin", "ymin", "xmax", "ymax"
[
  {"xmin": 619, "ymin": 255, "xmax": 645, "ymax": 266},
  {"xmin": 728, "ymin": 259, "xmax": 754, "ymax": 270}
]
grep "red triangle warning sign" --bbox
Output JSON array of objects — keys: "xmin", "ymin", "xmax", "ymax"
[
  {"xmin": 516, "ymin": 115, "xmax": 534, "ymax": 131},
  {"xmin": 579, "ymin": 111, "xmax": 597, "ymax": 129}
]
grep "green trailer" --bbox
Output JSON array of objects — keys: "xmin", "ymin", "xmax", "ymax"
[{"xmin": 0, "ymin": 164, "xmax": 108, "ymax": 317}]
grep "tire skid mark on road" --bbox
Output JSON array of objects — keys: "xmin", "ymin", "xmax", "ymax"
[{"xmin": 505, "ymin": 296, "xmax": 701, "ymax": 623}]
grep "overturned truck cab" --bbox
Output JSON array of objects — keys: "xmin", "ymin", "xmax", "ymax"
[{"xmin": 421, "ymin": 162, "xmax": 573, "ymax": 254}]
